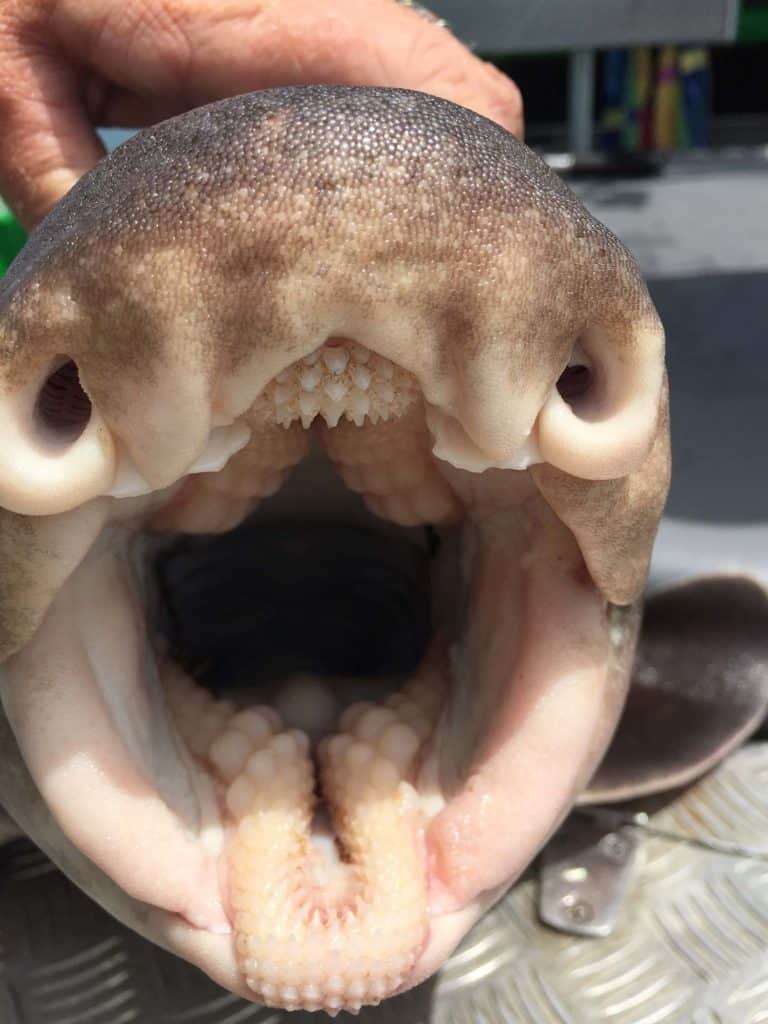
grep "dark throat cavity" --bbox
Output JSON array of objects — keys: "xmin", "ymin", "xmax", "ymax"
[{"xmin": 151, "ymin": 517, "xmax": 436, "ymax": 709}]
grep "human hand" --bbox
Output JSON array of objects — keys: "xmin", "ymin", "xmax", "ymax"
[{"xmin": 0, "ymin": 0, "xmax": 523, "ymax": 228}]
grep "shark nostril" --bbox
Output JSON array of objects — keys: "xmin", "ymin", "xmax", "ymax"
[
  {"xmin": 0, "ymin": 356, "xmax": 114, "ymax": 514},
  {"xmin": 539, "ymin": 320, "xmax": 665, "ymax": 482},
  {"xmin": 35, "ymin": 359, "xmax": 92, "ymax": 444},
  {"xmin": 556, "ymin": 338, "xmax": 597, "ymax": 412},
  {"xmin": 556, "ymin": 363, "xmax": 592, "ymax": 404}
]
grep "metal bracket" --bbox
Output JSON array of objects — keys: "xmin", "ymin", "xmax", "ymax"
[{"xmin": 537, "ymin": 813, "xmax": 641, "ymax": 937}]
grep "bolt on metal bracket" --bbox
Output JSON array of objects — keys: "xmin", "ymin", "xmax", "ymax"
[{"xmin": 537, "ymin": 813, "xmax": 642, "ymax": 938}]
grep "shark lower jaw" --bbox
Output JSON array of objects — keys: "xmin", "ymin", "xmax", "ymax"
[{"xmin": 0, "ymin": 341, "xmax": 632, "ymax": 1013}]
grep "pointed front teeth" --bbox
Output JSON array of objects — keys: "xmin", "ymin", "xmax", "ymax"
[
  {"xmin": 322, "ymin": 346, "xmax": 350, "ymax": 375},
  {"xmin": 254, "ymin": 340, "xmax": 417, "ymax": 429},
  {"xmin": 299, "ymin": 366, "xmax": 323, "ymax": 391},
  {"xmin": 324, "ymin": 379, "xmax": 347, "ymax": 403},
  {"xmin": 351, "ymin": 366, "xmax": 371, "ymax": 390},
  {"xmin": 348, "ymin": 391, "xmax": 370, "ymax": 426}
]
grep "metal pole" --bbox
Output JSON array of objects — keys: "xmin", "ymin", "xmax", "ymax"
[{"xmin": 568, "ymin": 49, "xmax": 595, "ymax": 155}]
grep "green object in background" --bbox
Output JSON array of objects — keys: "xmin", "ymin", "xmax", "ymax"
[
  {"xmin": 739, "ymin": 1, "xmax": 768, "ymax": 42},
  {"xmin": 0, "ymin": 198, "xmax": 26, "ymax": 276}
]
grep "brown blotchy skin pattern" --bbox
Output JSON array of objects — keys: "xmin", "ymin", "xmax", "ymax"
[
  {"xmin": 0, "ymin": 87, "xmax": 647, "ymax": 390},
  {"xmin": 0, "ymin": 87, "xmax": 653, "ymax": 398},
  {"xmin": 0, "ymin": 88, "xmax": 670, "ymax": 1013},
  {"xmin": 531, "ymin": 385, "xmax": 671, "ymax": 605},
  {"xmin": 0, "ymin": 86, "xmax": 667, "ymax": 657},
  {"xmin": 0, "ymin": 502, "xmax": 109, "ymax": 662}
]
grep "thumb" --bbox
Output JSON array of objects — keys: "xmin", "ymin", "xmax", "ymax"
[
  {"xmin": 0, "ymin": 7, "xmax": 104, "ymax": 229},
  {"xmin": 0, "ymin": 0, "xmax": 523, "ymax": 229}
]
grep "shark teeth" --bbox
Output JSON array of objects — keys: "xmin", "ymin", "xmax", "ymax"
[{"xmin": 257, "ymin": 340, "xmax": 418, "ymax": 430}]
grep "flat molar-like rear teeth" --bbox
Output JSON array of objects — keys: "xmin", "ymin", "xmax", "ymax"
[
  {"xmin": 201, "ymin": 664, "xmax": 441, "ymax": 1013},
  {"xmin": 337, "ymin": 671, "xmax": 440, "ymax": 777},
  {"xmin": 208, "ymin": 705, "xmax": 287, "ymax": 783},
  {"xmin": 320, "ymin": 405, "xmax": 463, "ymax": 527},
  {"xmin": 163, "ymin": 666, "xmax": 236, "ymax": 757},
  {"xmin": 150, "ymin": 418, "xmax": 309, "ymax": 534},
  {"xmin": 344, "ymin": 704, "xmax": 423, "ymax": 777},
  {"xmin": 254, "ymin": 339, "xmax": 418, "ymax": 430}
]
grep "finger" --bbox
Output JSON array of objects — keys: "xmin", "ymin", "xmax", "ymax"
[
  {"xmin": 0, "ymin": 9, "xmax": 105, "ymax": 228},
  {"xmin": 87, "ymin": 0, "xmax": 524, "ymax": 138},
  {"xmin": 0, "ymin": 0, "xmax": 523, "ymax": 227}
]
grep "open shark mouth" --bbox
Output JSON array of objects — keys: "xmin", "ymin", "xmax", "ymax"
[{"xmin": 0, "ymin": 88, "xmax": 669, "ymax": 1014}]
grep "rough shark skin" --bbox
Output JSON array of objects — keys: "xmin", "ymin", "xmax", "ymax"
[{"xmin": 0, "ymin": 87, "xmax": 669, "ymax": 1012}]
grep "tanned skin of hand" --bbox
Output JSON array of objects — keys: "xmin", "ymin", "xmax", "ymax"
[{"xmin": 0, "ymin": 0, "xmax": 523, "ymax": 228}]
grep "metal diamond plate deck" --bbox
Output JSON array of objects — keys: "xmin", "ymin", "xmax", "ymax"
[{"xmin": 4, "ymin": 744, "xmax": 768, "ymax": 1023}]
